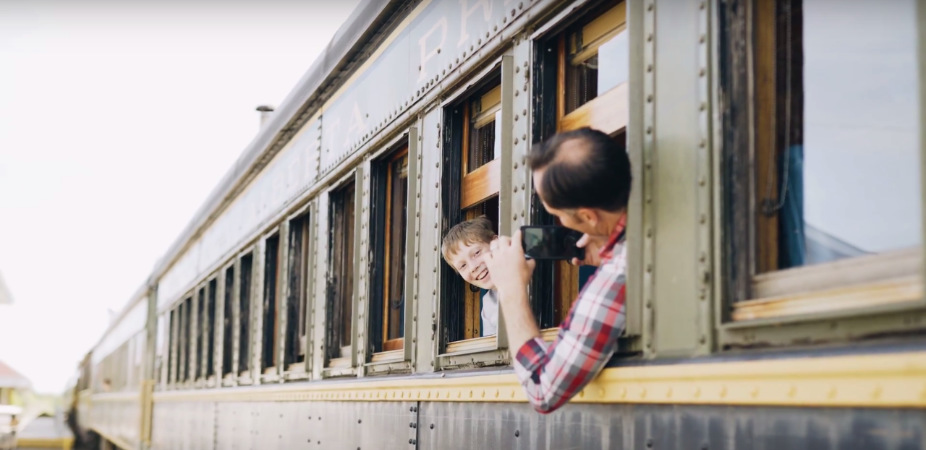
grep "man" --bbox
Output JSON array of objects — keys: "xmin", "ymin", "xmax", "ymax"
[{"xmin": 483, "ymin": 128, "xmax": 630, "ymax": 413}]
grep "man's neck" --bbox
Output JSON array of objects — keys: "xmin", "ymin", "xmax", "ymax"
[{"xmin": 596, "ymin": 209, "xmax": 627, "ymax": 237}]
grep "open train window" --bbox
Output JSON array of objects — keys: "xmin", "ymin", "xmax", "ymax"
[
  {"xmin": 326, "ymin": 180, "xmax": 356, "ymax": 369},
  {"xmin": 261, "ymin": 234, "xmax": 280, "ymax": 377},
  {"xmin": 221, "ymin": 265, "xmax": 234, "ymax": 383},
  {"xmin": 195, "ymin": 286, "xmax": 205, "ymax": 383},
  {"xmin": 531, "ymin": 0, "xmax": 629, "ymax": 334},
  {"xmin": 370, "ymin": 145, "xmax": 410, "ymax": 361},
  {"xmin": 722, "ymin": 0, "xmax": 922, "ymax": 326},
  {"xmin": 205, "ymin": 278, "xmax": 216, "ymax": 381},
  {"xmin": 285, "ymin": 212, "xmax": 311, "ymax": 374},
  {"xmin": 238, "ymin": 253, "xmax": 253, "ymax": 382},
  {"xmin": 180, "ymin": 296, "xmax": 195, "ymax": 383},
  {"xmin": 168, "ymin": 308, "xmax": 178, "ymax": 387},
  {"xmin": 441, "ymin": 74, "xmax": 502, "ymax": 355}
]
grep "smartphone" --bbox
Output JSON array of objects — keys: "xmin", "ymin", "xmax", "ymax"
[{"xmin": 520, "ymin": 225, "xmax": 585, "ymax": 261}]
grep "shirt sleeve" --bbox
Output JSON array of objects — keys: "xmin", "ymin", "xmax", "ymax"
[{"xmin": 511, "ymin": 245, "xmax": 627, "ymax": 413}]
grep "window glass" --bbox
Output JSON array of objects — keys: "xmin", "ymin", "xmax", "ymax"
[
  {"xmin": 757, "ymin": 0, "xmax": 920, "ymax": 271},
  {"xmin": 206, "ymin": 278, "xmax": 216, "ymax": 378}
]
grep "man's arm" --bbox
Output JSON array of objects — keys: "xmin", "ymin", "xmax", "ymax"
[
  {"xmin": 483, "ymin": 231, "xmax": 540, "ymax": 350},
  {"xmin": 511, "ymin": 254, "xmax": 626, "ymax": 413},
  {"xmin": 485, "ymin": 232, "xmax": 627, "ymax": 414}
]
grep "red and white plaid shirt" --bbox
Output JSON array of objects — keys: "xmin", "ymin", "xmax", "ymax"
[{"xmin": 513, "ymin": 216, "xmax": 627, "ymax": 413}]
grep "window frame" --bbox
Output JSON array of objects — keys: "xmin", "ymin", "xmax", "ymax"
[
  {"xmin": 437, "ymin": 56, "xmax": 514, "ymax": 369},
  {"xmin": 282, "ymin": 203, "xmax": 315, "ymax": 380},
  {"xmin": 259, "ymin": 231, "xmax": 282, "ymax": 382},
  {"xmin": 236, "ymin": 251, "xmax": 255, "ymax": 385},
  {"xmin": 528, "ymin": 0, "xmax": 638, "ymax": 346},
  {"xmin": 322, "ymin": 170, "xmax": 363, "ymax": 378},
  {"xmin": 220, "ymin": 262, "xmax": 236, "ymax": 386},
  {"xmin": 715, "ymin": 0, "xmax": 926, "ymax": 348}
]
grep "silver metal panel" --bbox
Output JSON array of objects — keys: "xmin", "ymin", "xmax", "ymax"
[
  {"xmin": 300, "ymin": 401, "xmax": 419, "ymax": 449},
  {"xmin": 404, "ymin": 125, "xmax": 420, "ymax": 364},
  {"xmin": 415, "ymin": 104, "xmax": 443, "ymax": 373},
  {"xmin": 651, "ymin": 0, "xmax": 702, "ymax": 357},
  {"xmin": 311, "ymin": 194, "xmax": 330, "ymax": 380}
]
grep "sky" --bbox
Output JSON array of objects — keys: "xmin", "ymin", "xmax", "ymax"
[{"xmin": 0, "ymin": 0, "xmax": 361, "ymax": 393}]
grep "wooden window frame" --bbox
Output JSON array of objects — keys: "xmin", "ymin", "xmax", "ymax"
[
  {"xmin": 437, "ymin": 58, "xmax": 514, "ymax": 368},
  {"xmin": 371, "ymin": 146, "xmax": 410, "ymax": 357},
  {"xmin": 261, "ymin": 233, "xmax": 281, "ymax": 378},
  {"xmin": 530, "ymin": 0, "xmax": 631, "ymax": 335},
  {"xmin": 284, "ymin": 208, "xmax": 313, "ymax": 378},
  {"xmin": 220, "ymin": 263, "xmax": 236, "ymax": 386},
  {"xmin": 236, "ymin": 252, "xmax": 254, "ymax": 384},
  {"xmin": 716, "ymin": 0, "xmax": 926, "ymax": 345},
  {"xmin": 324, "ymin": 175, "xmax": 360, "ymax": 373}
]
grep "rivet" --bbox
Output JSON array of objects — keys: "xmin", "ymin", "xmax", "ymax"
[
  {"xmin": 827, "ymin": 387, "xmax": 837, "ymax": 399},
  {"xmin": 647, "ymin": 34, "xmax": 653, "ymax": 42},
  {"xmin": 646, "ymin": 64, "xmax": 653, "ymax": 72},
  {"xmin": 871, "ymin": 386, "xmax": 883, "ymax": 400},
  {"xmin": 699, "ymin": 177, "xmax": 706, "ymax": 186},
  {"xmin": 700, "ymin": 1, "xmax": 706, "ymax": 9},
  {"xmin": 514, "ymin": 138, "xmax": 519, "ymax": 145},
  {"xmin": 646, "ymin": 264, "xmax": 653, "ymax": 273},
  {"xmin": 719, "ymin": 386, "xmax": 727, "ymax": 398},
  {"xmin": 645, "ymin": 301, "xmax": 651, "ymax": 309},
  {"xmin": 646, "ymin": 95, "xmax": 653, "ymax": 103},
  {"xmin": 699, "ymin": 102, "xmax": 707, "ymax": 111},
  {"xmin": 699, "ymin": 35, "xmax": 706, "ymax": 43},
  {"xmin": 699, "ymin": 68, "xmax": 706, "ymax": 77},
  {"xmin": 646, "ymin": 127, "xmax": 653, "ymax": 135},
  {"xmin": 788, "ymin": 385, "xmax": 797, "ymax": 398}
]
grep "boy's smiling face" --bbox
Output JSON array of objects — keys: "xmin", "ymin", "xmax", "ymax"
[{"xmin": 448, "ymin": 240, "xmax": 496, "ymax": 290}]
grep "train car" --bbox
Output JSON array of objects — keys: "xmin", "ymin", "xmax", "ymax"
[{"xmin": 73, "ymin": 0, "xmax": 926, "ymax": 448}]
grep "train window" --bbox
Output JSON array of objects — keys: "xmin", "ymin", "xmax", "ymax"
[
  {"xmin": 196, "ymin": 286, "xmax": 205, "ymax": 381},
  {"xmin": 327, "ymin": 181, "xmax": 356, "ymax": 367},
  {"xmin": 183, "ymin": 296, "xmax": 193, "ymax": 382},
  {"xmin": 285, "ymin": 213, "xmax": 311, "ymax": 372},
  {"xmin": 531, "ymin": 1, "xmax": 629, "ymax": 331},
  {"xmin": 441, "ymin": 75, "xmax": 502, "ymax": 353},
  {"xmin": 261, "ymin": 234, "xmax": 280, "ymax": 375},
  {"xmin": 724, "ymin": 0, "xmax": 922, "ymax": 321},
  {"xmin": 168, "ymin": 308, "xmax": 178, "ymax": 386},
  {"xmin": 238, "ymin": 253, "xmax": 253, "ymax": 379},
  {"xmin": 371, "ymin": 146, "xmax": 409, "ymax": 358},
  {"xmin": 221, "ymin": 265, "xmax": 234, "ymax": 381},
  {"xmin": 205, "ymin": 278, "xmax": 216, "ymax": 380}
]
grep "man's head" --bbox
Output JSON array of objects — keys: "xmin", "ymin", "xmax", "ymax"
[
  {"xmin": 441, "ymin": 216, "xmax": 498, "ymax": 290},
  {"xmin": 529, "ymin": 128, "xmax": 631, "ymax": 236}
]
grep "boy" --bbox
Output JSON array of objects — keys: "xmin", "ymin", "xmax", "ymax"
[{"xmin": 440, "ymin": 216, "xmax": 499, "ymax": 336}]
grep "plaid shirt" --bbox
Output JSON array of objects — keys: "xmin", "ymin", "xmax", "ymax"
[{"xmin": 513, "ymin": 217, "xmax": 627, "ymax": 413}]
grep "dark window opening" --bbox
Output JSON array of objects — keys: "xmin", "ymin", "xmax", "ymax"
[
  {"xmin": 371, "ymin": 147, "xmax": 409, "ymax": 354},
  {"xmin": 262, "ymin": 234, "xmax": 280, "ymax": 372},
  {"xmin": 182, "ymin": 296, "xmax": 192, "ymax": 381},
  {"xmin": 327, "ymin": 181, "xmax": 356, "ymax": 363},
  {"xmin": 206, "ymin": 278, "xmax": 216, "ymax": 378},
  {"xmin": 441, "ymin": 75, "xmax": 502, "ymax": 346},
  {"xmin": 168, "ymin": 309, "xmax": 177, "ymax": 385},
  {"xmin": 238, "ymin": 254, "xmax": 253, "ymax": 375},
  {"xmin": 222, "ymin": 266, "xmax": 234, "ymax": 377},
  {"xmin": 196, "ymin": 287, "xmax": 205, "ymax": 379},
  {"xmin": 286, "ymin": 213, "xmax": 311, "ymax": 367}
]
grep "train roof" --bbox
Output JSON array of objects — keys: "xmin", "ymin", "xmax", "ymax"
[{"xmin": 151, "ymin": 0, "xmax": 403, "ymax": 282}]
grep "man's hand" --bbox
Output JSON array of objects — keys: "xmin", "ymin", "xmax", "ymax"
[
  {"xmin": 570, "ymin": 233, "xmax": 607, "ymax": 267},
  {"xmin": 483, "ymin": 230, "xmax": 536, "ymax": 298}
]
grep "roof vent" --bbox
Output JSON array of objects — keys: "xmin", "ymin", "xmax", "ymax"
[{"xmin": 256, "ymin": 105, "xmax": 275, "ymax": 128}]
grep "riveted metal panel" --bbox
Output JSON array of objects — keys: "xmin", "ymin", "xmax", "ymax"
[
  {"xmin": 651, "ymin": 0, "xmax": 702, "ymax": 357},
  {"xmin": 312, "ymin": 194, "xmax": 330, "ymax": 380},
  {"xmin": 695, "ymin": 0, "xmax": 715, "ymax": 355},
  {"xmin": 357, "ymin": 163, "xmax": 372, "ymax": 373},
  {"xmin": 416, "ymin": 401, "xmax": 926, "ymax": 449},
  {"xmin": 416, "ymin": 104, "xmax": 443, "ymax": 374},
  {"xmin": 300, "ymin": 401, "xmax": 420, "ymax": 449},
  {"xmin": 497, "ymin": 52, "xmax": 515, "ymax": 350},
  {"xmin": 251, "ymin": 239, "xmax": 266, "ymax": 385},
  {"xmin": 638, "ymin": 0, "xmax": 658, "ymax": 359},
  {"xmin": 404, "ymin": 125, "xmax": 421, "ymax": 365},
  {"xmin": 276, "ymin": 220, "xmax": 291, "ymax": 380}
]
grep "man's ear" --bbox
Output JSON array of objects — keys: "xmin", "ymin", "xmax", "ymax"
[{"xmin": 576, "ymin": 208, "xmax": 599, "ymax": 225}]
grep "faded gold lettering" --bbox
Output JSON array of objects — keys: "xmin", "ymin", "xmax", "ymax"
[
  {"xmin": 417, "ymin": 17, "xmax": 448, "ymax": 84},
  {"xmin": 457, "ymin": 0, "xmax": 492, "ymax": 47}
]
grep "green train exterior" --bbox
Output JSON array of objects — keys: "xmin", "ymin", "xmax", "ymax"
[{"xmin": 72, "ymin": 0, "xmax": 926, "ymax": 449}]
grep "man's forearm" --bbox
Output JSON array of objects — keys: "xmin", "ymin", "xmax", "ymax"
[{"xmin": 498, "ymin": 286, "xmax": 541, "ymax": 351}]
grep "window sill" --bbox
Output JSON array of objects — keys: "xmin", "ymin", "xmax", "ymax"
[
  {"xmin": 284, "ymin": 364, "xmax": 309, "ymax": 381},
  {"xmin": 322, "ymin": 357, "xmax": 355, "ymax": 378},
  {"xmin": 443, "ymin": 335, "xmax": 497, "ymax": 356},
  {"xmin": 439, "ymin": 336, "xmax": 509, "ymax": 369},
  {"xmin": 365, "ymin": 351, "xmax": 411, "ymax": 375}
]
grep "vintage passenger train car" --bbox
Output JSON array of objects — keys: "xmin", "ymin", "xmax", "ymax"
[{"xmin": 69, "ymin": 0, "xmax": 926, "ymax": 448}]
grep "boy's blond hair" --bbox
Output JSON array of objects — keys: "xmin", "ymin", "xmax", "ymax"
[{"xmin": 441, "ymin": 216, "xmax": 497, "ymax": 260}]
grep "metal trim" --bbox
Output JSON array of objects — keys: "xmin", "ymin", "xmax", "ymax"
[
  {"xmin": 151, "ymin": 350, "xmax": 926, "ymax": 409},
  {"xmin": 695, "ymin": 0, "xmax": 714, "ymax": 355},
  {"xmin": 640, "ymin": 0, "xmax": 657, "ymax": 358}
]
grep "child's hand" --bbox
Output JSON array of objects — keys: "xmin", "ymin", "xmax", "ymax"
[
  {"xmin": 484, "ymin": 230, "xmax": 535, "ymax": 296},
  {"xmin": 570, "ymin": 233, "xmax": 604, "ymax": 267}
]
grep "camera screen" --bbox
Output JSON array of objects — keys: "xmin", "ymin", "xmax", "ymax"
[{"xmin": 521, "ymin": 226, "xmax": 585, "ymax": 260}]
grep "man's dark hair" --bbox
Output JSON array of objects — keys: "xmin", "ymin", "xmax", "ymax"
[{"xmin": 528, "ymin": 128, "xmax": 631, "ymax": 212}]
